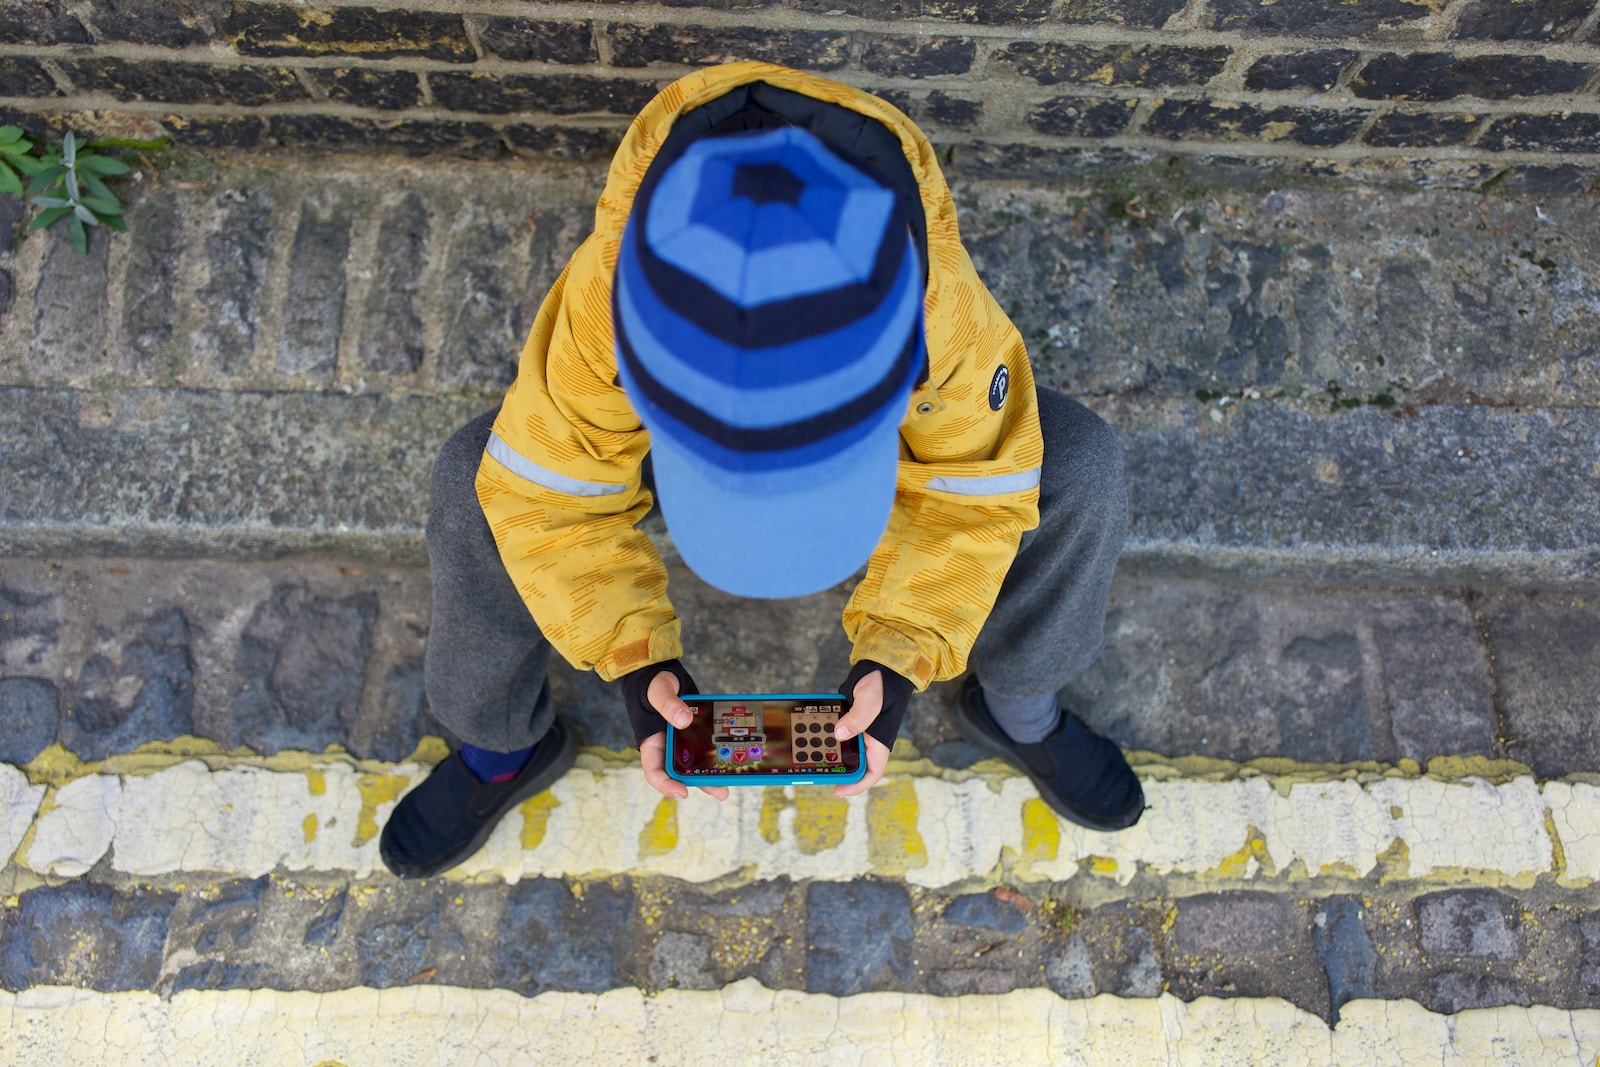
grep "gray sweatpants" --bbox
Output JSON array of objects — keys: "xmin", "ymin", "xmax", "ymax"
[{"xmin": 424, "ymin": 388, "xmax": 1128, "ymax": 751}]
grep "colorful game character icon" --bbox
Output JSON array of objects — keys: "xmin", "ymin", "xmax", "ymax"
[
  {"xmin": 717, "ymin": 745, "xmax": 733, "ymax": 761},
  {"xmin": 748, "ymin": 744, "xmax": 764, "ymax": 760},
  {"xmin": 731, "ymin": 748, "xmax": 748, "ymax": 764}
]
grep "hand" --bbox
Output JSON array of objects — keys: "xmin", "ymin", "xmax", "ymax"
[
  {"xmin": 832, "ymin": 668, "xmax": 893, "ymax": 798},
  {"xmin": 634, "ymin": 667, "xmax": 728, "ymax": 802}
]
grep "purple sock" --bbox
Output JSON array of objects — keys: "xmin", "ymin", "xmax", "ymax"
[{"xmin": 460, "ymin": 742, "xmax": 536, "ymax": 783}]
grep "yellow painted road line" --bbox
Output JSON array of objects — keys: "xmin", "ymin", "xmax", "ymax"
[
  {"xmin": 2, "ymin": 981, "xmax": 1597, "ymax": 1066},
  {"xmin": 6, "ymin": 758, "xmax": 1599, "ymax": 888},
  {"xmin": 0, "ymin": 764, "xmax": 46, "ymax": 869}
]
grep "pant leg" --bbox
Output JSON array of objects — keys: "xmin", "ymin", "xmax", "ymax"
[
  {"xmin": 424, "ymin": 406, "xmax": 556, "ymax": 751},
  {"xmin": 968, "ymin": 388, "xmax": 1128, "ymax": 698}
]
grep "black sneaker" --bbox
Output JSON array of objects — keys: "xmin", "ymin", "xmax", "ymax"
[
  {"xmin": 955, "ymin": 675, "xmax": 1144, "ymax": 832},
  {"xmin": 379, "ymin": 715, "xmax": 578, "ymax": 878}
]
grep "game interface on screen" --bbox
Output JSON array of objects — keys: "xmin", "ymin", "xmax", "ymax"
[{"xmin": 674, "ymin": 700, "xmax": 858, "ymax": 777}]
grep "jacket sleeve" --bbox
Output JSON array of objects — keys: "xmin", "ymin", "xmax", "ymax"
[
  {"xmin": 475, "ymin": 235, "xmax": 683, "ymax": 681},
  {"xmin": 841, "ymin": 260, "xmax": 1044, "ymax": 691}
]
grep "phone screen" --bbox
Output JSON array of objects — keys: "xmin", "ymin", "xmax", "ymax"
[{"xmin": 672, "ymin": 698, "xmax": 860, "ymax": 779}]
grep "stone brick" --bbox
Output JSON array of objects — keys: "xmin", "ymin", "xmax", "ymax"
[
  {"xmin": 0, "ymin": 1, "xmax": 89, "ymax": 45},
  {"xmin": 781, "ymin": 0, "xmax": 1050, "ymax": 23},
  {"xmin": 60, "ymin": 58, "xmax": 307, "ymax": 107},
  {"xmin": 949, "ymin": 142, "xmax": 1157, "ymax": 182},
  {"xmin": 494, "ymin": 879, "xmax": 632, "ymax": 995},
  {"xmin": 504, "ymin": 124, "xmax": 625, "ymax": 159},
  {"xmin": 0, "ymin": 58, "xmax": 61, "ymax": 98},
  {"xmin": 649, "ymin": 931, "xmax": 717, "ymax": 990},
  {"xmin": 359, "ymin": 193, "xmax": 430, "ymax": 376},
  {"xmin": 0, "ymin": 271, "xmax": 10, "ymax": 329},
  {"xmin": 1351, "ymin": 53, "xmax": 1594, "ymax": 102},
  {"xmin": 0, "ymin": 883, "xmax": 176, "ymax": 992},
  {"xmin": 1372, "ymin": 598, "xmax": 1496, "ymax": 765},
  {"xmin": 118, "ymin": 190, "xmax": 183, "ymax": 378},
  {"xmin": 433, "ymin": 203, "xmax": 533, "ymax": 390},
  {"xmin": 1243, "ymin": 51, "xmax": 1358, "ymax": 93},
  {"xmin": 0, "ymin": 677, "xmax": 58, "ymax": 763},
  {"xmin": 174, "ymin": 878, "xmax": 267, "ymax": 957},
  {"xmin": 431, "ymin": 72, "xmax": 658, "ymax": 116},
  {"xmin": 351, "ymin": 657, "xmax": 445, "ymax": 762},
  {"xmin": 59, "ymin": 609, "xmax": 195, "ymax": 761},
  {"xmin": 1029, "ymin": 96, "xmax": 1138, "ymax": 138},
  {"xmin": 1213, "ymin": 0, "xmax": 1436, "ymax": 37},
  {"xmin": 924, "ymin": 90, "xmax": 983, "ymax": 128},
  {"xmin": 1427, "ymin": 972, "xmax": 1531, "ymax": 1013},
  {"xmin": 609, "ymin": 24, "xmax": 849, "ymax": 70},
  {"xmin": 223, "ymin": 3, "xmax": 474, "ymax": 63},
  {"xmin": 805, "ymin": 880, "xmax": 913, "ymax": 995},
  {"xmin": 942, "ymin": 892, "xmax": 1027, "ymax": 933},
  {"xmin": 1177, "ymin": 892, "xmax": 1298, "ymax": 955},
  {"xmin": 1487, "ymin": 593, "xmax": 1600, "ymax": 778},
  {"xmin": 1417, "ymin": 890, "xmax": 1520, "ymax": 961},
  {"xmin": 277, "ymin": 195, "xmax": 353, "ymax": 380},
  {"xmin": 230, "ymin": 584, "xmax": 377, "ymax": 754},
  {"xmin": 1045, "ymin": 934, "xmax": 1096, "ymax": 998},
  {"xmin": 271, "ymin": 115, "xmax": 505, "ymax": 158},
  {"xmin": 480, "ymin": 18, "xmax": 598, "ymax": 64},
  {"xmin": 161, "ymin": 115, "xmax": 267, "ymax": 149},
  {"xmin": 1144, "ymin": 100, "xmax": 1366, "ymax": 147},
  {"xmin": 1451, "ymin": 0, "xmax": 1593, "ymax": 40},
  {"xmin": 1314, "ymin": 897, "xmax": 1377, "ymax": 1021},
  {"xmin": 1057, "ymin": 0, "xmax": 1186, "ymax": 27},
  {"xmin": 1364, "ymin": 110, "xmax": 1483, "ymax": 148},
  {"xmin": 312, "ymin": 68, "xmax": 423, "ymax": 111},
  {"xmin": 192, "ymin": 189, "xmax": 273, "ymax": 378},
  {"xmin": 1480, "ymin": 112, "xmax": 1600, "ymax": 153},
  {"xmin": 81, "ymin": 0, "xmax": 213, "ymax": 47},
  {"xmin": 1499, "ymin": 163, "xmax": 1597, "ymax": 194},
  {"xmin": 0, "ymin": 195, "xmax": 26, "ymax": 249},
  {"xmin": 862, "ymin": 36, "xmax": 976, "ymax": 79},
  {"xmin": 1001, "ymin": 42, "xmax": 1229, "ymax": 88},
  {"xmin": 30, "ymin": 223, "xmax": 109, "ymax": 380}
]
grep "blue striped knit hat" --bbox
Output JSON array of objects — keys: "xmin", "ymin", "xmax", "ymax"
[{"xmin": 615, "ymin": 125, "xmax": 925, "ymax": 598}]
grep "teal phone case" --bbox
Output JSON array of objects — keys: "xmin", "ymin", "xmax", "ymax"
[{"xmin": 665, "ymin": 693, "xmax": 866, "ymax": 787}]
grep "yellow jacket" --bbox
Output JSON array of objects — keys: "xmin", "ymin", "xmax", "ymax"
[{"xmin": 476, "ymin": 62, "xmax": 1043, "ymax": 691}]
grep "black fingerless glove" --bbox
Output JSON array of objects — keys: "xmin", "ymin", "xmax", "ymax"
[
  {"xmin": 620, "ymin": 658, "xmax": 699, "ymax": 747},
  {"xmin": 838, "ymin": 660, "xmax": 914, "ymax": 751}
]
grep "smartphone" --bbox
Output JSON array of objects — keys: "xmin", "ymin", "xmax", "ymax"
[{"xmin": 665, "ymin": 694, "xmax": 866, "ymax": 787}]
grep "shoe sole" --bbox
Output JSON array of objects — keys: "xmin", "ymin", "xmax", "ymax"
[
  {"xmin": 954, "ymin": 682, "xmax": 1144, "ymax": 834},
  {"xmin": 381, "ymin": 715, "xmax": 579, "ymax": 879}
]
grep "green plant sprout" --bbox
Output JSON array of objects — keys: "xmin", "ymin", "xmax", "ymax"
[{"xmin": 26, "ymin": 131, "xmax": 129, "ymax": 254}]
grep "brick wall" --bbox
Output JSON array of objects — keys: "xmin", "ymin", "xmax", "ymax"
[{"xmin": 2, "ymin": 0, "xmax": 1599, "ymax": 191}]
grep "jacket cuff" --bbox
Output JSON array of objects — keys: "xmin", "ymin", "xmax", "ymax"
[
  {"xmin": 850, "ymin": 619, "xmax": 939, "ymax": 691},
  {"xmin": 595, "ymin": 619, "xmax": 684, "ymax": 682}
]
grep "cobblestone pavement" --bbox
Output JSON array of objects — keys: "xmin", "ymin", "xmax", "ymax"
[{"xmin": 1, "ymin": 151, "xmax": 1598, "ymax": 1063}]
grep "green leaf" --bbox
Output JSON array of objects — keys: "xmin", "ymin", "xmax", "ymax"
[
  {"xmin": 68, "ymin": 212, "xmax": 87, "ymax": 254},
  {"xmin": 75, "ymin": 153, "xmax": 131, "ymax": 177},
  {"xmin": 10, "ymin": 154, "xmax": 46, "ymax": 176},
  {"xmin": 100, "ymin": 212, "xmax": 127, "ymax": 233},
  {"xmin": 62, "ymin": 131, "xmax": 76, "ymax": 167},
  {"xmin": 27, "ymin": 206, "xmax": 69, "ymax": 231},
  {"xmin": 80, "ymin": 172, "xmax": 118, "ymax": 207},
  {"xmin": 0, "ymin": 125, "xmax": 22, "ymax": 145},
  {"xmin": 0, "ymin": 137, "xmax": 32, "ymax": 158},
  {"xmin": 79, "ymin": 193, "xmax": 122, "ymax": 216},
  {"xmin": 73, "ymin": 203, "xmax": 98, "ymax": 225},
  {"xmin": 32, "ymin": 195, "xmax": 70, "ymax": 209},
  {"xmin": 0, "ymin": 162, "xmax": 21, "ymax": 199},
  {"xmin": 26, "ymin": 165, "xmax": 64, "ymax": 196}
]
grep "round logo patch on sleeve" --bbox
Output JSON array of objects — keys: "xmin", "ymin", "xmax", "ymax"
[{"xmin": 988, "ymin": 364, "xmax": 1010, "ymax": 411}]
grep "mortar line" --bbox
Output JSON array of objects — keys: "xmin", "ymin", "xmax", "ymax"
[{"xmin": 1464, "ymin": 588, "xmax": 1517, "ymax": 765}]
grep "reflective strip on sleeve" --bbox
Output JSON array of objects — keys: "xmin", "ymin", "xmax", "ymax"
[
  {"xmin": 485, "ymin": 432, "xmax": 628, "ymax": 497},
  {"xmin": 924, "ymin": 468, "xmax": 1042, "ymax": 496}
]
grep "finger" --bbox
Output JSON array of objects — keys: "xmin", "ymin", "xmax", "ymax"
[
  {"xmin": 648, "ymin": 670, "xmax": 693, "ymax": 730},
  {"xmin": 698, "ymin": 785, "xmax": 730, "ymax": 801},
  {"xmin": 835, "ymin": 669, "xmax": 884, "ymax": 742},
  {"xmin": 639, "ymin": 733, "xmax": 688, "ymax": 800},
  {"xmin": 833, "ymin": 734, "xmax": 891, "ymax": 798}
]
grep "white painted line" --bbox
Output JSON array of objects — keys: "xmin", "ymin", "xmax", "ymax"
[
  {"xmin": 7, "ymin": 759, "xmax": 1600, "ymax": 889},
  {"xmin": 0, "ymin": 981, "xmax": 1596, "ymax": 1066},
  {"xmin": 0, "ymin": 764, "xmax": 46, "ymax": 870}
]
